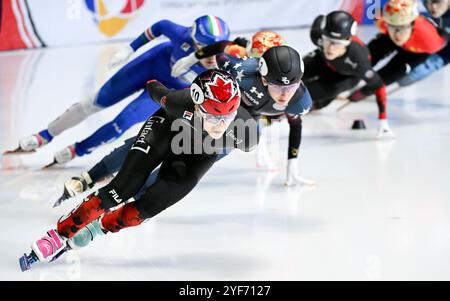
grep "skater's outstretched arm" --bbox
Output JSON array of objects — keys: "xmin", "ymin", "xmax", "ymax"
[
  {"xmin": 344, "ymin": 44, "xmax": 388, "ymax": 121},
  {"xmin": 285, "ymin": 85, "xmax": 312, "ymax": 159},
  {"xmin": 284, "ymin": 84, "xmax": 315, "ymax": 186},
  {"xmin": 190, "ymin": 37, "xmax": 249, "ymax": 59},
  {"xmin": 171, "ymin": 38, "xmax": 252, "ymax": 78},
  {"xmin": 130, "ymin": 20, "xmax": 187, "ymax": 51},
  {"xmin": 109, "ymin": 20, "xmax": 187, "ymax": 69}
]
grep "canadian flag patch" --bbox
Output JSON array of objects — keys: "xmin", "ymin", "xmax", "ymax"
[{"xmin": 183, "ymin": 111, "xmax": 194, "ymax": 121}]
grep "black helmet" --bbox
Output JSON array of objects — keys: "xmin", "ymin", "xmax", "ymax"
[
  {"xmin": 321, "ymin": 11, "xmax": 357, "ymax": 41},
  {"xmin": 258, "ymin": 45, "xmax": 304, "ymax": 86}
]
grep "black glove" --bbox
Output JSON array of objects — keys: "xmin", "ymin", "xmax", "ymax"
[
  {"xmin": 349, "ymin": 90, "xmax": 365, "ymax": 102},
  {"xmin": 233, "ymin": 36, "xmax": 250, "ymax": 48}
]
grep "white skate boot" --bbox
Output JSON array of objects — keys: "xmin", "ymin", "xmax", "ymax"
[
  {"xmin": 43, "ymin": 145, "xmax": 77, "ymax": 169},
  {"xmin": 20, "ymin": 133, "xmax": 49, "ymax": 151},
  {"xmin": 4, "ymin": 133, "xmax": 49, "ymax": 155},
  {"xmin": 54, "ymin": 145, "xmax": 77, "ymax": 164}
]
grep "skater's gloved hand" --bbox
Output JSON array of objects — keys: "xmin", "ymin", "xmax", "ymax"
[
  {"xmin": 376, "ymin": 119, "xmax": 396, "ymax": 140},
  {"xmin": 171, "ymin": 52, "xmax": 199, "ymax": 78},
  {"xmin": 349, "ymin": 90, "xmax": 365, "ymax": 102},
  {"xmin": 285, "ymin": 158, "xmax": 316, "ymax": 187},
  {"xmin": 53, "ymin": 172, "xmax": 93, "ymax": 207},
  {"xmin": 108, "ymin": 45, "xmax": 134, "ymax": 69},
  {"xmin": 233, "ymin": 36, "xmax": 250, "ymax": 48},
  {"xmin": 256, "ymin": 145, "xmax": 279, "ymax": 172}
]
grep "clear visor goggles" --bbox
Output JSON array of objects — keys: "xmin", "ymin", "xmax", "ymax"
[
  {"xmin": 267, "ymin": 82, "xmax": 301, "ymax": 94},
  {"xmin": 198, "ymin": 109, "xmax": 237, "ymax": 125},
  {"xmin": 322, "ymin": 35, "xmax": 352, "ymax": 46}
]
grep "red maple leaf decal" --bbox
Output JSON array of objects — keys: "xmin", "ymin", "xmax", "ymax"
[{"xmin": 207, "ymin": 75, "xmax": 233, "ymax": 103}]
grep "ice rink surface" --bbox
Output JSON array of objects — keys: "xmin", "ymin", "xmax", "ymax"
[{"xmin": 1, "ymin": 28, "xmax": 450, "ymax": 281}]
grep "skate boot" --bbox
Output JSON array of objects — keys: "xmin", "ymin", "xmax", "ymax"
[
  {"xmin": 53, "ymin": 172, "xmax": 94, "ymax": 207},
  {"xmin": 43, "ymin": 144, "xmax": 77, "ymax": 169},
  {"xmin": 68, "ymin": 219, "xmax": 106, "ymax": 249},
  {"xmin": 4, "ymin": 132, "xmax": 50, "ymax": 155},
  {"xmin": 19, "ymin": 229, "xmax": 68, "ymax": 271},
  {"xmin": 55, "ymin": 145, "xmax": 77, "ymax": 164}
]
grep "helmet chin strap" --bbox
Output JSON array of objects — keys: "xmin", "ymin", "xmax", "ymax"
[{"xmin": 261, "ymin": 77, "xmax": 269, "ymax": 86}]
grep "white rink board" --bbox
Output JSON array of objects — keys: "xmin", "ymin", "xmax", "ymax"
[{"xmin": 26, "ymin": 0, "xmax": 343, "ymax": 46}]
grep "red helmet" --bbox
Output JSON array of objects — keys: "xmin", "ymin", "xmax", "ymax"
[
  {"xmin": 190, "ymin": 69, "xmax": 241, "ymax": 115},
  {"xmin": 250, "ymin": 30, "xmax": 286, "ymax": 57}
]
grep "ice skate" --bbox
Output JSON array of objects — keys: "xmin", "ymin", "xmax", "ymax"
[
  {"xmin": 19, "ymin": 229, "xmax": 68, "ymax": 271},
  {"xmin": 3, "ymin": 133, "xmax": 49, "ymax": 155},
  {"xmin": 43, "ymin": 145, "xmax": 77, "ymax": 169}
]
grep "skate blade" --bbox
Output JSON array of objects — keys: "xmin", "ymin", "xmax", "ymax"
[
  {"xmin": 19, "ymin": 255, "xmax": 30, "ymax": 272},
  {"xmin": 19, "ymin": 252, "xmax": 38, "ymax": 272},
  {"xmin": 19, "ymin": 254, "xmax": 31, "ymax": 272},
  {"xmin": 50, "ymin": 246, "xmax": 70, "ymax": 262},
  {"xmin": 42, "ymin": 161, "xmax": 57, "ymax": 170},
  {"xmin": 337, "ymin": 101, "xmax": 351, "ymax": 112},
  {"xmin": 53, "ymin": 195, "xmax": 65, "ymax": 208},
  {"xmin": 3, "ymin": 148, "xmax": 36, "ymax": 155}
]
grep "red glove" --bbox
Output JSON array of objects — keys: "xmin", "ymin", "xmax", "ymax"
[{"xmin": 349, "ymin": 90, "xmax": 365, "ymax": 102}]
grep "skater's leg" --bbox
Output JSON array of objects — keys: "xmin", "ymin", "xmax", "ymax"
[
  {"xmin": 368, "ymin": 34, "xmax": 398, "ymax": 67},
  {"xmin": 377, "ymin": 51, "xmax": 430, "ymax": 86},
  {"xmin": 308, "ymin": 76, "xmax": 360, "ymax": 110},
  {"xmin": 398, "ymin": 53, "xmax": 446, "ymax": 87},
  {"xmin": 57, "ymin": 110, "xmax": 172, "ymax": 239},
  {"xmin": 53, "ymin": 91, "xmax": 160, "ymax": 164},
  {"xmin": 302, "ymin": 49, "xmax": 328, "ymax": 83},
  {"xmin": 101, "ymin": 153, "xmax": 217, "ymax": 233},
  {"xmin": 17, "ymin": 43, "xmax": 174, "ymax": 152},
  {"xmin": 57, "ymin": 133, "xmax": 165, "ymax": 206},
  {"xmin": 94, "ymin": 42, "xmax": 174, "ymax": 107},
  {"xmin": 88, "ymin": 137, "xmax": 136, "ymax": 183},
  {"xmin": 54, "ymin": 137, "xmax": 136, "ymax": 207},
  {"xmin": 45, "ymin": 53, "xmax": 153, "ymax": 139},
  {"xmin": 135, "ymin": 154, "xmax": 218, "ymax": 219},
  {"xmin": 65, "ymin": 151, "xmax": 218, "ymax": 247},
  {"xmin": 74, "ymin": 92, "xmax": 160, "ymax": 157},
  {"xmin": 135, "ymin": 151, "xmax": 231, "ymax": 199}
]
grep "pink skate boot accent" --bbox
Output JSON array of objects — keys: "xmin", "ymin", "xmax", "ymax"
[{"xmin": 31, "ymin": 229, "xmax": 66, "ymax": 262}]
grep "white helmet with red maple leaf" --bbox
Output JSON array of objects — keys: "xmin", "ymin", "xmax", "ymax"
[
  {"xmin": 190, "ymin": 69, "xmax": 241, "ymax": 115},
  {"xmin": 383, "ymin": 0, "xmax": 419, "ymax": 26}
]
